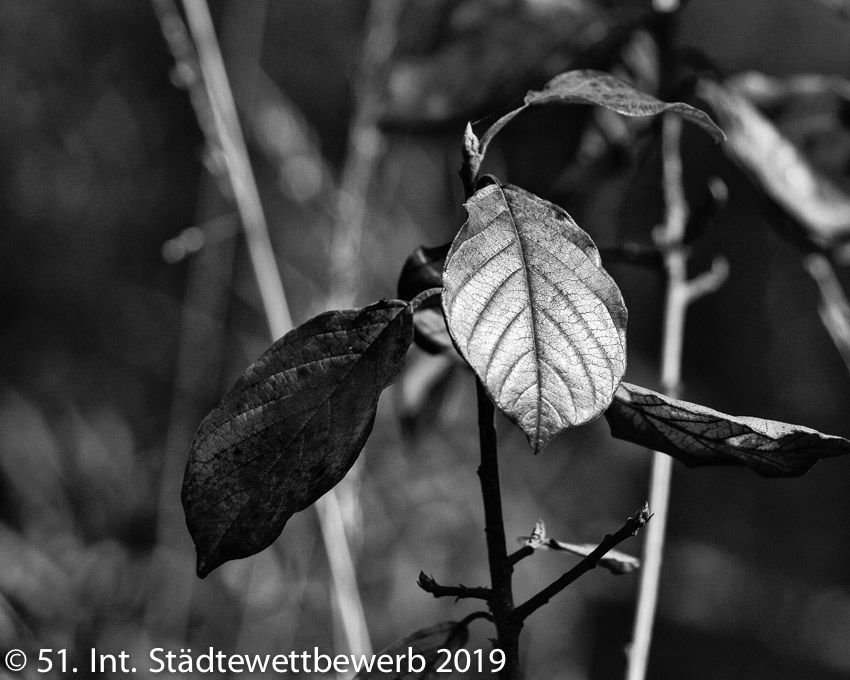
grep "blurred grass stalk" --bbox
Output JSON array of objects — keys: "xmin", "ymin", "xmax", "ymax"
[
  {"xmin": 627, "ymin": 114, "xmax": 728, "ymax": 680},
  {"xmin": 153, "ymin": 0, "xmax": 373, "ymax": 661}
]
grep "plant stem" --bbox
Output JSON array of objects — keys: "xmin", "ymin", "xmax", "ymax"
[
  {"xmin": 476, "ymin": 379, "xmax": 522, "ymax": 680},
  {"xmin": 626, "ymin": 114, "xmax": 727, "ymax": 680},
  {"xmin": 512, "ymin": 505, "xmax": 650, "ymax": 623}
]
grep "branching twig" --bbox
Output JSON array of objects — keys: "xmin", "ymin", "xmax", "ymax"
[
  {"xmin": 417, "ymin": 573, "xmax": 492, "ymax": 601},
  {"xmin": 511, "ymin": 505, "xmax": 650, "ymax": 623},
  {"xmin": 625, "ymin": 114, "xmax": 728, "ymax": 680}
]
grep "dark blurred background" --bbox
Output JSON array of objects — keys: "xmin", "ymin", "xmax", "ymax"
[{"xmin": 2, "ymin": 1, "xmax": 850, "ymax": 678}]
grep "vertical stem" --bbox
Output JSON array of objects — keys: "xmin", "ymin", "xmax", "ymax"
[
  {"xmin": 476, "ymin": 380, "xmax": 522, "ymax": 680},
  {"xmin": 462, "ymin": 137, "xmax": 520, "ymax": 678},
  {"xmin": 181, "ymin": 0, "xmax": 292, "ymax": 339},
  {"xmin": 626, "ymin": 115, "xmax": 688, "ymax": 680}
]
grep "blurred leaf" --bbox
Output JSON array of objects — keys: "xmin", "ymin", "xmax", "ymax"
[
  {"xmin": 382, "ymin": 0, "xmax": 608, "ymax": 125},
  {"xmin": 354, "ymin": 619, "xmax": 469, "ymax": 679},
  {"xmin": 442, "ymin": 177, "xmax": 627, "ymax": 453},
  {"xmin": 605, "ymin": 382, "xmax": 850, "ymax": 477},
  {"xmin": 480, "ymin": 69, "xmax": 724, "ymax": 154},
  {"xmin": 698, "ymin": 79, "xmax": 850, "ymax": 251},
  {"xmin": 183, "ymin": 300, "xmax": 414, "ymax": 577},
  {"xmin": 519, "ymin": 519, "xmax": 640, "ymax": 575}
]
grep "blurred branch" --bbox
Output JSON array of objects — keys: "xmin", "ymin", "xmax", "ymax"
[
  {"xmin": 626, "ymin": 114, "xmax": 727, "ymax": 680},
  {"xmin": 511, "ymin": 505, "xmax": 650, "ymax": 624},
  {"xmin": 327, "ymin": 0, "xmax": 407, "ymax": 308},
  {"xmin": 804, "ymin": 253, "xmax": 850, "ymax": 373}
]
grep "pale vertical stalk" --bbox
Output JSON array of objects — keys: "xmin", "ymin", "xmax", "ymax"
[
  {"xmin": 327, "ymin": 0, "xmax": 406, "ymax": 309},
  {"xmin": 315, "ymin": 0, "xmax": 407, "ymax": 661},
  {"xmin": 803, "ymin": 253, "xmax": 850, "ymax": 373},
  {"xmin": 627, "ymin": 115, "xmax": 687, "ymax": 680},
  {"xmin": 180, "ymin": 0, "xmax": 371, "ymax": 661},
  {"xmin": 181, "ymin": 0, "xmax": 291, "ymax": 338}
]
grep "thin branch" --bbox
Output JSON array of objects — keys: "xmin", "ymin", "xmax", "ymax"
[
  {"xmin": 327, "ymin": 0, "xmax": 406, "ymax": 308},
  {"xmin": 626, "ymin": 114, "xmax": 727, "ymax": 680},
  {"xmin": 507, "ymin": 546, "xmax": 535, "ymax": 567},
  {"xmin": 417, "ymin": 573, "xmax": 492, "ymax": 601},
  {"xmin": 511, "ymin": 505, "xmax": 650, "ymax": 624}
]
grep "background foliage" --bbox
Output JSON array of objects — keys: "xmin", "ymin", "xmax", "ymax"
[{"xmin": 2, "ymin": 1, "xmax": 850, "ymax": 678}]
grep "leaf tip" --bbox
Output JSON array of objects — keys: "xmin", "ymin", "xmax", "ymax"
[{"xmin": 196, "ymin": 553, "xmax": 216, "ymax": 579}]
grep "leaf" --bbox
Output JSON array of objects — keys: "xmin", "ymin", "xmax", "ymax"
[
  {"xmin": 480, "ymin": 69, "xmax": 724, "ymax": 154},
  {"xmin": 182, "ymin": 300, "xmax": 413, "ymax": 577},
  {"xmin": 698, "ymin": 79, "xmax": 850, "ymax": 250},
  {"xmin": 442, "ymin": 177, "xmax": 627, "ymax": 452},
  {"xmin": 519, "ymin": 520, "xmax": 640, "ymax": 575},
  {"xmin": 354, "ymin": 620, "xmax": 469, "ymax": 680},
  {"xmin": 397, "ymin": 244, "xmax": 456, "ymax": 354},
  {"xmin": 605, "ymin": 382, "xmax": 850, "ymax": 477},
  {"xmin": 397, "ymin": 243, "xmax": 450, "ymax": 301},
  {"xmin": 526, "ymin": 70, "xmax": 724, "ymax": 140}
]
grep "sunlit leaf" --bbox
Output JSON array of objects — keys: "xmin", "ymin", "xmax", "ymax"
[
  {"xmin": 519, "ymin": 519, "xmax": 639, "ymax": 574},
  {"xmin": 698, "ymin": 79, "xmax": 850, "ymax": 250},
  {"xmin": 480, "ymin": 69, "xmax": 724, "ymax": 154},
  {"xmin": 606, "ymin": 382, "xmax": 850, "ymax": 477},
  {"xmin": 183, "ymin": 300, "xmax": 413, "ymax": 577},
  {"xmin": 354, "ymin": 620, "xmax": 469, "ymax": 680},
  {"xmin": 443, "ymin": 177, "xmax": 627, "ymax": 453}
]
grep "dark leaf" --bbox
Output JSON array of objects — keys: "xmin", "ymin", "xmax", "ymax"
[
  {"xmin": 698, "ymin": 78, "xmax": 850, "ymax": 250},
  {"xmin": 397, "ymin": 243, "xmax": 450, "ymax": 301},
  {"xmin": 480, "ymin": 69, "xmax": 724, "ymax": 154},
  {"xmin": 183, "ymin": 300, "xmax": 413, "ymax": 577},
  {"xmin": 605, "ymin": 382, "xmax": 850, "ymax": 477},
  {"xmin": 526, "ymin": 70, "xmax": 723, "ymax": 140},
  {"xmin": 397, "ymin": 244, "xmax": 456, "ymax": 354},
  {"xmin": 520, "ymin": 520, "xmax": 640, "ymax": 574},
  {"xmin": 442, "ymin": 177, "xmax": 627, "ymax": 452},
  {"xmin": 354, "ymin": 620, "xmax": 469, "ymax": 679}
]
